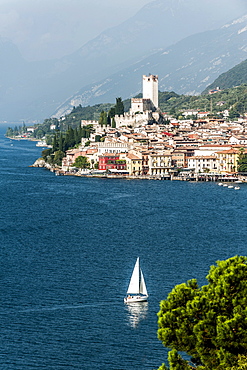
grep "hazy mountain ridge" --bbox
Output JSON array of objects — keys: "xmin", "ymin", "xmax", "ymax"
[
  {"xmin": 0, "ymin": 0, "xmax": 246, "ymax": 122},
  {"xmin": 202, "ymin": 58, "xmax": 247, "ymax": 93},
  {"xmin": 54, "ymin": 14, "xmax": 247, "ymax": 117}
]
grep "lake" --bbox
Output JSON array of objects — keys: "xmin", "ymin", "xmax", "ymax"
[{"xmin": 0, "ymin": 128, "xmax": 246, "ymax": 369}]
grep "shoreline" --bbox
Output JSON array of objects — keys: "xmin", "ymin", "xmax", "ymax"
[
  {"xmin": 6, "ymin": 135, "xmax": 40, "ymax": 142},
  {"xmin": 7, "ymin": 136, "xmax": 246, "ymax": 183},
  {"xmin": 30, "ymin": 160, "xmax": 246, "ymax": 183}
]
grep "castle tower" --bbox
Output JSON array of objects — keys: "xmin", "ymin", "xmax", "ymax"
[{"xmin": 142, "ymin": 74, "xmax": 158, "ymax": 109}]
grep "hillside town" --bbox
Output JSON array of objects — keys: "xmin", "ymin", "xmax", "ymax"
[{"xmin": 34, "ymin": 74, "xmax": 247, "ymax": 181}]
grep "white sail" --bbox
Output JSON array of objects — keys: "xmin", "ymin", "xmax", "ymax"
[
  {"xmin": 127, "ymin": 257, "xmax": 140, "ymax": 294},
  {"xmin": 140, "ymin": 269, "xmax": 148, "ymax": 296},
  {"xmin": 126, "ymin": 257, "xmax": 148, "ymax": 296}
]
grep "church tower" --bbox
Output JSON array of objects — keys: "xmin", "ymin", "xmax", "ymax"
[{"xmin": 142, "ymin": 74, "xmax": 158, "ymax": 109}]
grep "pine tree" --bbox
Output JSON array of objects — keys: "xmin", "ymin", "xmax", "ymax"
[{"xmin": 157, "ymin": 256, "xmax": 247, "ymax": 370}]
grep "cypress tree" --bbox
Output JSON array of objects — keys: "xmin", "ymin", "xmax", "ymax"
[
  {"xmin": 115, "ymin": 97, "xmax": 124, "ymax": 116},
  {"xmin": 52, "ymin": 133, "xmax": 58, "ymax": 152},
  {"xmin": 111, "ymin": 117, "xmax": 116, "ymax": 128},
  {"xmin": 58, "ymin": 132, "xmax": 64, "ymax": 152}
]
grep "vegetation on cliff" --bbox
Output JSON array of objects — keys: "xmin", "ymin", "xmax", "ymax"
[{"xmin": 202, "ymin": 59, "xmax": 247, "ymax": 93}]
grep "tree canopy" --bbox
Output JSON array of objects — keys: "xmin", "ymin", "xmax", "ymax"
[
  {"xmin": 72, "ymin": 156, "xmax": 89, "ymax": 169},
  {"xmin": 115, "ymin": 97, "xmax": 124, "ymax": 116},
  {"xmin": 157, "ymin": 256, "xmax": 247, "ymax": 370},
  {"xmin": 237, "ymin": 148, "xmax": 247, "ymax": 173}
]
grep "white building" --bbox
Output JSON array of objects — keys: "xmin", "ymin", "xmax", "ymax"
[
  {"xmin": 188, "ymin": 156, "xmax": 218, "ymax": 173},
  {"xmin": 114, "ymin": 74, "xmax": 159, "ymax": 128},
  {"xmin": 97, "ymin": 141, "xmax": 129, "ymax": 155},
  {"xmin": 143, "ymin": 74, "xmax": 158, "ymax": 109}
]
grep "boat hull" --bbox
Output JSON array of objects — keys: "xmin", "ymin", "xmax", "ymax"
[{"xmin": 124, "ymin": 295, "xmax": 148, "ymax": 303}]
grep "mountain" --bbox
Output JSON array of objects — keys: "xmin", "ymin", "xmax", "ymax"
[
  {"xmin": 202, "ymin": 59, "xmax": 247, "ymax": 93},
  {"xmin": 53, "ymin": 14, "xmax": 247, "ymax": 117},
  {"xmin": 0, "ymin": 0, "xmax": 246, "ymax": 122}
]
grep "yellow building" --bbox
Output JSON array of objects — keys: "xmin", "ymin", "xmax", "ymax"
[
  {"xmin": 216, "ymin": 148, "xmax": 247, "ymax": 173},
  {"xmin": 123, "ymin": 151, "xmax": 142, "ymax": 176}
]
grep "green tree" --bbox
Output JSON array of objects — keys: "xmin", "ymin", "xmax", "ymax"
[
  {"xmin": 73, "ymin": 156, "xmax": 89, "ymax": 169},
  {"xmin": 115, "ymin": 97, "xmax": 124, "ymax": 116},
  {"xmin": 157, "ymin": 256, "xmax": 247, "ymax": 370},
  {"xmin": 99, "ymin": 111, "xmax": 105, "ymax": 127},
  {"xmin": 95, "ymin": 135, "xmax": 101, "ymax": 142},
  {"xmin": 6, "ymin": 127, "xmax": 14, "ymax": 137},
  {"xmin": 229, "ymin": 109, "xmax": 240, "ymax": 119},
  {"xmin": 41, "ymin": 148, "xmax": 52, "ymax": 161},
  {"xmin": 108, "ymin": 107, "xmax": 116, "ymax": 118},
  {"xmin": 53, "ymin": 150, "xmax": 64, "ymax": 166},
  {"xmin": 237, "ymin": 148, "xmax": 247, "ymax": 173},
  {"xmin": 231, "ymin": 355, "xmax": 247, "ymax": 369},
  {"xmin": 52, "ymin": 134, "xmax": 58, "ymax": 152},
  {"xmin": 111, "ymin": 117, "xmax": 116, "ymax": 128},
  {"xmin": 58, "ymin": 132, "xmax": 64, "ymax": 152}
]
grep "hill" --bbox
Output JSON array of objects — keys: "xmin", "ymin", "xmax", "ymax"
[
  {"xmin": 0, "ymin": 0, "xmax": 245, "ymax": 122},
  {"xmin": 159, "ymin": 84, "xmax": 247, "ymax": 118},
  {"xmin": 54, "ymin": 14, "xmax": 247, "ymax": 117},
  {"xmin": 21, "ymin": 84, "xmax": 247, "ymax": 139},
  {"xmin": 202, "ymin": 59, "xmax": 247, "ymax": 93}
]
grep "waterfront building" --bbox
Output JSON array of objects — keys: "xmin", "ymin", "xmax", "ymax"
[
  {"xmin": 125, "ymin": 150, "xmax": 143, "ymax": 176},
  {"xmin": 216, "ymin": 148, "xmax": 246, "ymax": 173},
  {"xmin": 98, "ymin": 153, "xmax": 126, "ymax": 172},
  {"xmin": 187, "ymin": 155, "xmax": 218, "ymax": 174},
  {"xmin": 149, "ymin": 150, "xmax": 173, "ymax": 176},
  {"xmin": 172, "ymin": 149, "xmax": 187, "ymax": 168}
]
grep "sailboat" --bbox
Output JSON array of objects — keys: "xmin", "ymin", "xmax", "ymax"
[{"xmin": 124, "ymin": 257, "xmax": 148, "ymax": 303}]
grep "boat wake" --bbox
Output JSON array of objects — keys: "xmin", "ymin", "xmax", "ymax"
[{"xmin": 3, "ymin": 302, "xmax": 111, "ymax": 315}]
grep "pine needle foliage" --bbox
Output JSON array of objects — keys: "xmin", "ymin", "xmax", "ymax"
[{"xmin": 157, "ymin": 256, "xmax": 247, "ymax": 370}]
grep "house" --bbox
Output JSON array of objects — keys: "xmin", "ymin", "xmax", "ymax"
[
  {"xmin": 216, "ymin": 148, "xmax": 245, "ymax": 173},
  {"xmin": 197, "ymin": 112, "xmax": 210, "ymax": 119},
  {"xmin": 149, "ymin": 150, "xmax": 172, "ymax": 176},
  {"xmin": 97, "ymin": 141, "xmax": 129, "ymax": 155},
  {"xmin": 208, "ymin": 87, "xmax": 221, "ymax": 94},
  {"xmin": 98, "ymin": 153, "xmax": 126, "ymax": 172},
  {"xmin": 172, "ymin": 149, "xmax": 187, "ymax": 168},
  {"xmin": 228, "ymin": 135, "xmax": 247, "ymax": 145},
  {"xmin": 125, "ymin": 150, "xmax": 142, "ymax": 176},
  {"xmin": 182, "ymin": 109, "xmax": 199, "ymax": 117},
  {"xmin": 188, "ymin": 155, "xmax": 218, "ymax": 173}
]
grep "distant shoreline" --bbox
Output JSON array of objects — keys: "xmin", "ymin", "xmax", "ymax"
[{"xmin": 6, "ymin": 135, "xmax": 40, "ymax": 142}]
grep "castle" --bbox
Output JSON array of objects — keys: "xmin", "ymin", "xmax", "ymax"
[{"xmin": 115, "ymin": 74, "xmax": 159, "ymax": 128}]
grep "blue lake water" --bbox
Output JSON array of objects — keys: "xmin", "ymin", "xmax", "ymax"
[{"xmin": 0, "ymin": 127, "xmax": 247, "ymax": 369}]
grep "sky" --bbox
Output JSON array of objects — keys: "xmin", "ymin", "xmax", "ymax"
[{"xmin": 0, "ymin": 0, "xmax": 152, "ymax": 61}]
